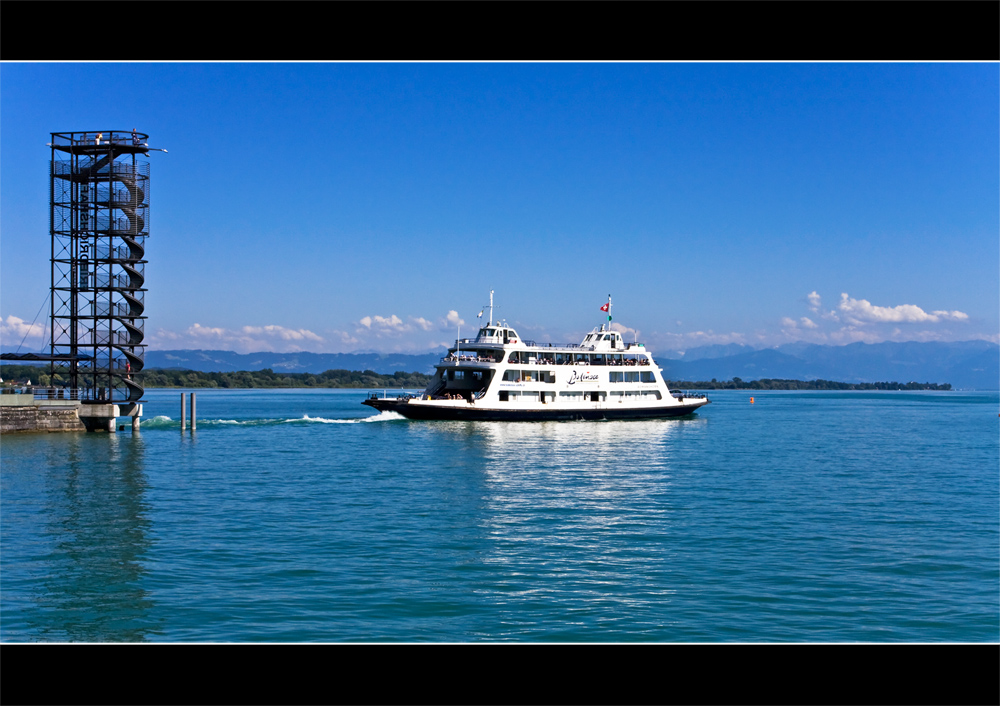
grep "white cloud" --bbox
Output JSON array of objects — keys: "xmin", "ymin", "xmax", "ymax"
[
  {"xmin": 807, "ymin": 291, "xmax": 821, "ymax": 312},
  {"xmin": 412, "ymin": 317, "xmax": 435, "ymax": 332},
  {"xmin": 610, "ymin": 322, "xmax": 639, "ymax": 339},
  {"xmin": 838, "ymin": 293, "xmax": 969, "ymax": 324},
  {"xmin": 781, "ymin": 317, "xmax": 798, "ymax": 329},
  {"xmin": 0, "ymin": 315, "xmax": 45, "ymax": 343},
  {"xmin": 241, "ymin": 325, "xmax": 323, "ymax": 342},
  {"xmin": 800, "ymin": 317, "xmax": 818, "ymax": 329},
  {"xmin": 445, "ymin": 310, "xmax": 465, "ymax": 327},
  {"xmin": 188, "ymin": 323, "xmax": 228, "ymax": 338},
  {"xmin": 357, "ymin": 314, "xmax": 408, "ymax": 333},
  {"xmin": 145, "ymin": 322, "xmax": 324, "ymax": 353},
  {"xmin": 373, "ymin": 314, "xmax": 405, "ymax": 328}
]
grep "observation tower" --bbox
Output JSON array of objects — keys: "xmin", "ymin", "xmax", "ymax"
[{"xmin": 48, "ymin": 130, "xmax": 159, "ymax": 423}]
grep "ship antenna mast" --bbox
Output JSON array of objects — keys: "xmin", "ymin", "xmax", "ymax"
[{"xmin": 489, "ymin": 289, "xmax": 494, "ymax": 326}]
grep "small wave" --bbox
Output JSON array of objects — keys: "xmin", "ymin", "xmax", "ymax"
[
  {"xmin": 135, "ymin": 412, "xmax": 406, "ymax": 429},
  {"xmin": 137, "ymin": 415, "xmax": 177, "ymax": 428},
  {"xmin": 289, "ymin": 412, "xmax": 406, "ymax": 424}
]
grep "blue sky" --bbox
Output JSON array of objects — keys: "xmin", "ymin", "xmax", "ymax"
[{"xmin": 2, "ymin": 63, "xmax": 997, "ymax": 354}]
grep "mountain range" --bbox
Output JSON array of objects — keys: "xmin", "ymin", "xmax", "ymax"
[{"xmin": 133, "ymin": 340, "xmax": 999, "ymax": 390}]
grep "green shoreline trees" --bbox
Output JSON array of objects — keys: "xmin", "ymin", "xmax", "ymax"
[{"xmin": 1, "ymin": 364, "xmax": 951, "ymax": 391}]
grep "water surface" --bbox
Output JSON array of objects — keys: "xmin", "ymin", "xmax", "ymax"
[{"xmin": 2, "ymin": 389, "xmax": 997, "ymax": 641}]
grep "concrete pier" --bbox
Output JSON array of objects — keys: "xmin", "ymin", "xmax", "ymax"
[
  {"xmin": 0, "ymin": 393, "xmax": 142, "ymax": 434},
  {"xmin": 1, "ymin": 394, "xmax": 85, "ymax": 433}
]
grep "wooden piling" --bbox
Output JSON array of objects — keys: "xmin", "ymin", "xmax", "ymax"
[{"xmin": 181, "ymin": 392, "xmax": 186, "ymax": 431}]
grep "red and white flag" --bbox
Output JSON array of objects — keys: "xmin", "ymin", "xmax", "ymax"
[{"xmin": 600, "ymin": 303, "xmax": 610, "ymax": 312}]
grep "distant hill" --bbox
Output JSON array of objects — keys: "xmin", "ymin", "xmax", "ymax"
[
  {"xmin": 144, "ymin": 349, "xmax": 446, "ymax": 375},
  {"xmin": 658, "ymin": 340, "xmax": 998, "ymax": 390},
  {"xmin": 24, "ymin": 340, "xmax": 989, "ymax": 389}
]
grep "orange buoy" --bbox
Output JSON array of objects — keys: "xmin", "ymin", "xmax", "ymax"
[{"xmin": 750, "ymin": 397, "xmax": 754, "ymax": 404}]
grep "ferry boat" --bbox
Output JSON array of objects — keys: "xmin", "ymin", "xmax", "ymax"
[{"xmin": 363, "ymin": 294, "xmax": 709, "ymax": 421}]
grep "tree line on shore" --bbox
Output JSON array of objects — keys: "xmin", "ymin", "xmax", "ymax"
[
  {"xmin": 1, "ymin": 364, "xmax": 951, "ymax": 391},
  {"xmin": 0, "ymin": 365, "xmax": 432, "ymax": 390},
  {"xmin": 666, "ymin": 377, "xmax": 952, "ymax": 391}
]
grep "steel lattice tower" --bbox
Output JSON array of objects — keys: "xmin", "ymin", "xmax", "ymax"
[{"xmin": 49, "ymin": 130, "xmax": 154, "ymax": 405}]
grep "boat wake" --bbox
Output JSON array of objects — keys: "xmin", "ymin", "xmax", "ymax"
[
  {"xmin": 135, "ymin": 411, "xmax": 406, "ymax": 429},
  {"xmin": 291, "ymin": 412, "xmax": 406, "ymax": 424}
]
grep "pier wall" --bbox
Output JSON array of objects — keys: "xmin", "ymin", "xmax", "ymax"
[
  {"xmin": 1, "ymin": 395, "xmax": 142, "ymax": 434},
  {"xmin": 0, "ymin": 397, "xmax": 86, "ymax": 433}
]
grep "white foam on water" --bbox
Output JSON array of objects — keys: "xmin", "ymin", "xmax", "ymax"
[{"xmin": 289, "ymin": 412, "xmax": 406, "ymax": 424}]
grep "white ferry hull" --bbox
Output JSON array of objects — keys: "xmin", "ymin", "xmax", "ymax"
[{"xmin": 363, "ymin": 396, "xmax": 709, "ymax": 421}]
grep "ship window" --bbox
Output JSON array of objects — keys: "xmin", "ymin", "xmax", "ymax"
[
  {"xmin": 609, "ymin": 371, "xmax": 624, "ymax": 383},
  {"xmin": 499, "ymin": 391, "xmax": 509, "ymax": 401},
  {"xmin": 625, "ymin": 371, "xmax": 639, "ymax": 382},
  {"xmin": 640, "ymin": 371, "xmax": 655, "ymax": 383},
  {"xmin": 642, "ymin": 391, "xmax": 662, "ymax": 400}
]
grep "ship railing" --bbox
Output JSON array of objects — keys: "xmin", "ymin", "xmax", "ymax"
[{"xmin": 440, "ymin": 356, "xmax": 501, "ymax": 365}]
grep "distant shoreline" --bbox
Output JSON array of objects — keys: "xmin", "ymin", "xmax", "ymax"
[
  {"xmin": 665, "ymin": 378, "xmax": 952, "ymax": 391},
  {"xmin": 1, "ymin": 364, "xmax": 953, "ymax": 391}
]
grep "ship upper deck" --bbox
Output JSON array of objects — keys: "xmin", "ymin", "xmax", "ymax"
[{"xmin": 442, "ymin": 324, "xmax": 651, "ymax": 367}]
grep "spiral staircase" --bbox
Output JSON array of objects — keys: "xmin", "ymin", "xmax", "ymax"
[{"xmin": 48, "ymin": 131, "xmax": 153, "ymax": 405}]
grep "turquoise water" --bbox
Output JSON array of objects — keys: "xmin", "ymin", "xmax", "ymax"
[{"xmin": 2, "ymin": 388, "xmax": 997, "ymax": 642}]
